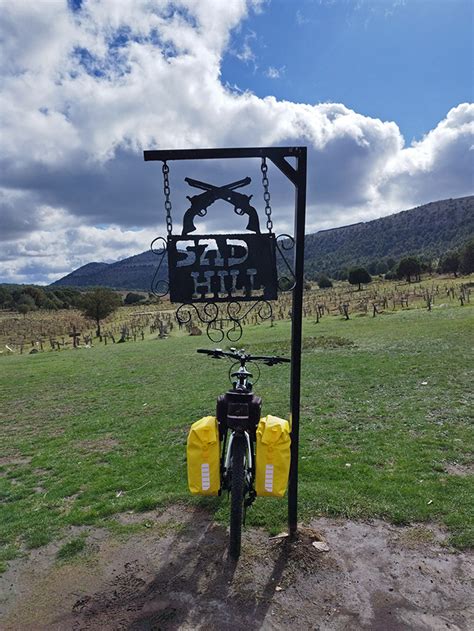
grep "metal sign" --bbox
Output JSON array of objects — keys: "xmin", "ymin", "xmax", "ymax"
[
  {"xmin": 168, "ymin": 233, "xmax": 277, "ymax": 303},
  {"xmin": 164, "ymin": 173, "xmax": 278, "ymax": 303}
]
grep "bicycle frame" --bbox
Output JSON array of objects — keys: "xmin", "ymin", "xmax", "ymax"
[
  {"xmin": 216, "ymin": 360, "xmax": 260, "ymax": 514},
  {"xmin": 197, "ymin": 347, "xmax": 289, "ymax": 557}
]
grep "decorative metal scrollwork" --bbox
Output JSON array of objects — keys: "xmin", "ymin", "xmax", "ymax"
[
  {"xmin": 276, "ymin": 234, "xmax": 296, "ymax": 291},
  {"xmin": 150, "ymin": 164, "xmax": 284, "ymax": 342},
  {"xmin": 176, "ymin": 300, "xmax": 273, "ymax": 343},
  {"xmin": 150, "ymin": 236, "xmax": 169, "ymax": 297}
]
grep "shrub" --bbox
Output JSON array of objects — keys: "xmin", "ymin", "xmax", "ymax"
[
  {"xmin": 124, "ymin": 292, "xmax": 144, "ymax": 305},
  {"xmin": 317, "ymin": 275, "xmax": 333, "ymax": 289}
]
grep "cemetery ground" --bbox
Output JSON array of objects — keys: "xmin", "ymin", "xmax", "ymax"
[{"xmin": 0, "ymin": 301, "xmax": 473, "ymax": 629}]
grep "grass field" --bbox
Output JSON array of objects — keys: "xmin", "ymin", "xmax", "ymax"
[{"xmin": 1, "ymin": 303, "xmax": 473, "ymax": 572}]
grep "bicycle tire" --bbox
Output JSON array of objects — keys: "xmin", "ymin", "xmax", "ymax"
[{"xmin": 229, "ymin": 434, "xmax": 246, "ymax": 559}]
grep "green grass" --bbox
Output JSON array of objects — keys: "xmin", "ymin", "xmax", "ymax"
[
  {"xmin": 1, "ymin": 304, "xmax": 473, "ymax": 571},
  {"xmin": 56, "ymin": 535, "xmax": 87, "ymax": 560}
]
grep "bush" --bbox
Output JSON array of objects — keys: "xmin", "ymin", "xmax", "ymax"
[
  {"xmin": 317, "ymin": 275, "xmax": 333, "ymax": 289},
  {"xmin": 124, "ymin": 292, "xmax": 144, "ymax": 305}
]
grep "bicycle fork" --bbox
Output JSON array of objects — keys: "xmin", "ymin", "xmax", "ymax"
[{"xmin": 223, "ymin": 431, "xmax": 256, "ymax": 522}]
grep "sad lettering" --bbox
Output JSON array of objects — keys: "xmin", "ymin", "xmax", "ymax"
[{"xmin": 176, "ymin": 238, "xmax": 261, "ymax": 299}]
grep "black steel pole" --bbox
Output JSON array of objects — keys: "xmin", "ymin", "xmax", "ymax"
[{"xmin": 288, "ymin": 148, "xmax": 307, "ymax": 536}]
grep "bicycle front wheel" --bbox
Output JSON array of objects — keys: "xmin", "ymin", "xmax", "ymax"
[{"xmin": 229, "ymin": 434, "xmax": 246, "ymax": 559}]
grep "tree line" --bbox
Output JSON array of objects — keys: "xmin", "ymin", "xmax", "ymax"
[
  {"xmin": 1, "ymin": 239, "xmax": 472, "ymax": 319},
  {"xmin": 314, "ymin": 238, "xmax": 474, "ymax": 288},
  {"xmin": 0, "ymin": 286, "xmax": 84, "ymax": 314},
  {"xmin": 0, "ymin": 285, "xmax": 152, "ymax": 315}
]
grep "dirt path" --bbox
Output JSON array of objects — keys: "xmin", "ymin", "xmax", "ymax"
[{"xmin": 1, "ymin": 506, "xmax": 472, "ymax": 630}]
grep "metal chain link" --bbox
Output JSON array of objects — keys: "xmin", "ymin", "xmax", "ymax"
[
  {"xmin": 261, "ymin": 157, "xmax": 273, "ymax": 233},
  {"xmin": 162, "ymin": 161, "xmax": 173, "ymax": 236}
]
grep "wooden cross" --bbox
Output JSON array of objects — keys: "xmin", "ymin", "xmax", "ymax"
[{"xmin": 69, "ymin": 326, "xmax": 81, "ymax": 348}]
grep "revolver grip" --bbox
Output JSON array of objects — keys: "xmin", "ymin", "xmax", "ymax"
[
  {"xmin": 245, "ymin": 206, "xmax": 261, "ymax": 234},
  {"xmin": 182, "ymin": 209, "xmax": 197, "ymax": 235}
]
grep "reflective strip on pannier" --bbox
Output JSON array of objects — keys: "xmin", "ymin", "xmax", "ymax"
[
  {"xmin": 187, "ymin": 416, "xmax": 221, "ymax": 495},
  {"xmin": 255, "ymin": 415, "xmax": 291, "ymax": 497}
]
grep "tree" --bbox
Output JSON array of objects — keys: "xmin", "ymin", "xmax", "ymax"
[
  {"xmin": 22, "ymin": 286, "xmax": 47, "ymax": 308},
  {"xmin": 124, "ymin": 292, "xmax": 144, "ymax": 305},
  {"xmin": 459, "ymin": 239, "xmax": 474, "ymax": 274},
  {"xmin": 375, "ymin": 260, "xmax": 388, "ymax": 275},
  {"xmin": 0, "ymin": 287, "xmax": 9, "ymax": 307},
  {"xmin": 397, "ymin": 256, "xmax": 421, "ymax": 283},
  {"xmin": 317, "ymin": 274, "xmax": 333, "ymax": 289},
  {"xmin": 348, "ymin": 267, "xmax": 372, "ymax": 291},
  {"xmin": 79, "ymin": 288, "xmax": 122, "ymax": 337},
  {"xmin": 16, "ymin": 294, "xmax": 36, "ymax": 312},
  {"xmin": 17, "ymin": 303, "xmax": 30, "ymax": 317},
  {"xmin": 368, "ymin": 260, "xmax": 380, "ymax": 275},
  {"xmin": 439, "ymin": 251, "xmax": 460, "ymax": 276}
]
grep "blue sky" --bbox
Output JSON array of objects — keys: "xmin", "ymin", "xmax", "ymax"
[
  {"xmin": 0, "ymin": 0, "xmax": 472, "ymax": 284},
  {"xmin": 222, "ymin": 0, "xmax": 473, "ymax": 141}
]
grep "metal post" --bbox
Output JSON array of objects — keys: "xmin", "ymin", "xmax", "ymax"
[{"xmin": 288, "ymin": 148, "xmax": 307, "ymax": 536}]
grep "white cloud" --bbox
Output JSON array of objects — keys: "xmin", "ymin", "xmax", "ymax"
[
  {"xmin": 0, "ymin": 222, "xmax": 155, "ymax": 285},
  {"xmin": 0, "ymin": 0, "xmax": 472, "ymax": 284},
  {"xmin": 379, "ymin": 103, "xmax": 474, "ymax": 207},
  {"xmin": 295, "ymin": 9, "xmax": 309, "ymax": 26},
  {"xmin": 265, "ymin": 65, "xmax": 285, "ymax": 79}
]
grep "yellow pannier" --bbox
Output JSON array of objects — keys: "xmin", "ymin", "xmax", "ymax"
[
  {"xmin": 187, "ymin": 416, "xmax": 221, "ymax": 496},
  {"xmin": 255, "ymin": 415, "xmax": 291, "ymax": 497}
]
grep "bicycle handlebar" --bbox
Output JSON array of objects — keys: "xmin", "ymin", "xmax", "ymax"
[{"xmin": 196, "ymin": 348, "xmax": 290, "ymax": 365}]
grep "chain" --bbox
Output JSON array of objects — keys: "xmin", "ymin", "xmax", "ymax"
[
  {"xmin": 162, "ymin": 161, "xmax": 173, "ymax": 236},
  {"xmin": 261, "ymin": 157, "xmax": 273, "ymax": 233}
]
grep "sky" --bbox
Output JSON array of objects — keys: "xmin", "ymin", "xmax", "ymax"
[{"xmin": 0, "ymin": 0, "xmax": 473, "ymax": 285}]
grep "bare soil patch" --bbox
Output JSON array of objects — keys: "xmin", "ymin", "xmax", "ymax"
[
  {"xmin": 74, "ymin": 437, "xmax": 120, "ymax": 453},
  {"xmin": 0, "ymin": 454, "xmax": 31, "ymax": 467},
  {"xmin": 444, "ymin": 463, "xmax": 474, "ymax": 477},
  {"xmin": 0, "ymin": 507, "xmax": 472, "ymax": 630}
]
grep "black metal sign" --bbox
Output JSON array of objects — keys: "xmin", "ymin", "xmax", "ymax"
[{"xmin": 168, "ymin": 233, "xmax": 277, "ymax": 303}]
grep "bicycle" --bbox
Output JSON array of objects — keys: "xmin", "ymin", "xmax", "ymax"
[{"xmin": 196, "ymin": 347, "xmax": 290, "ymax": 559}]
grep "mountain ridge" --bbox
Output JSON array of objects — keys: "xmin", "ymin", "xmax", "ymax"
[{"xmin": 52, "ymin": 195, "xmax": 474, "ymax": 289}]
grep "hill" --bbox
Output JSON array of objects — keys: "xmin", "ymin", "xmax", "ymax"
[
  {"xmin": 52, "ymin": 250, "xmax": 167, "ymax": 291},
  {"xmin": 52, "ymin": 196, "xmax": 474, "ymax": 289},
  {"xmin": 304, "ymin": 196, "xmax": 473, "ymax": 278}
]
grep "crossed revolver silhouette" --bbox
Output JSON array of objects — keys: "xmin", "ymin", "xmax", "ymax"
[{"xmin": 182, "ymin": 176, "xmax": 261, "ymax": 235}]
